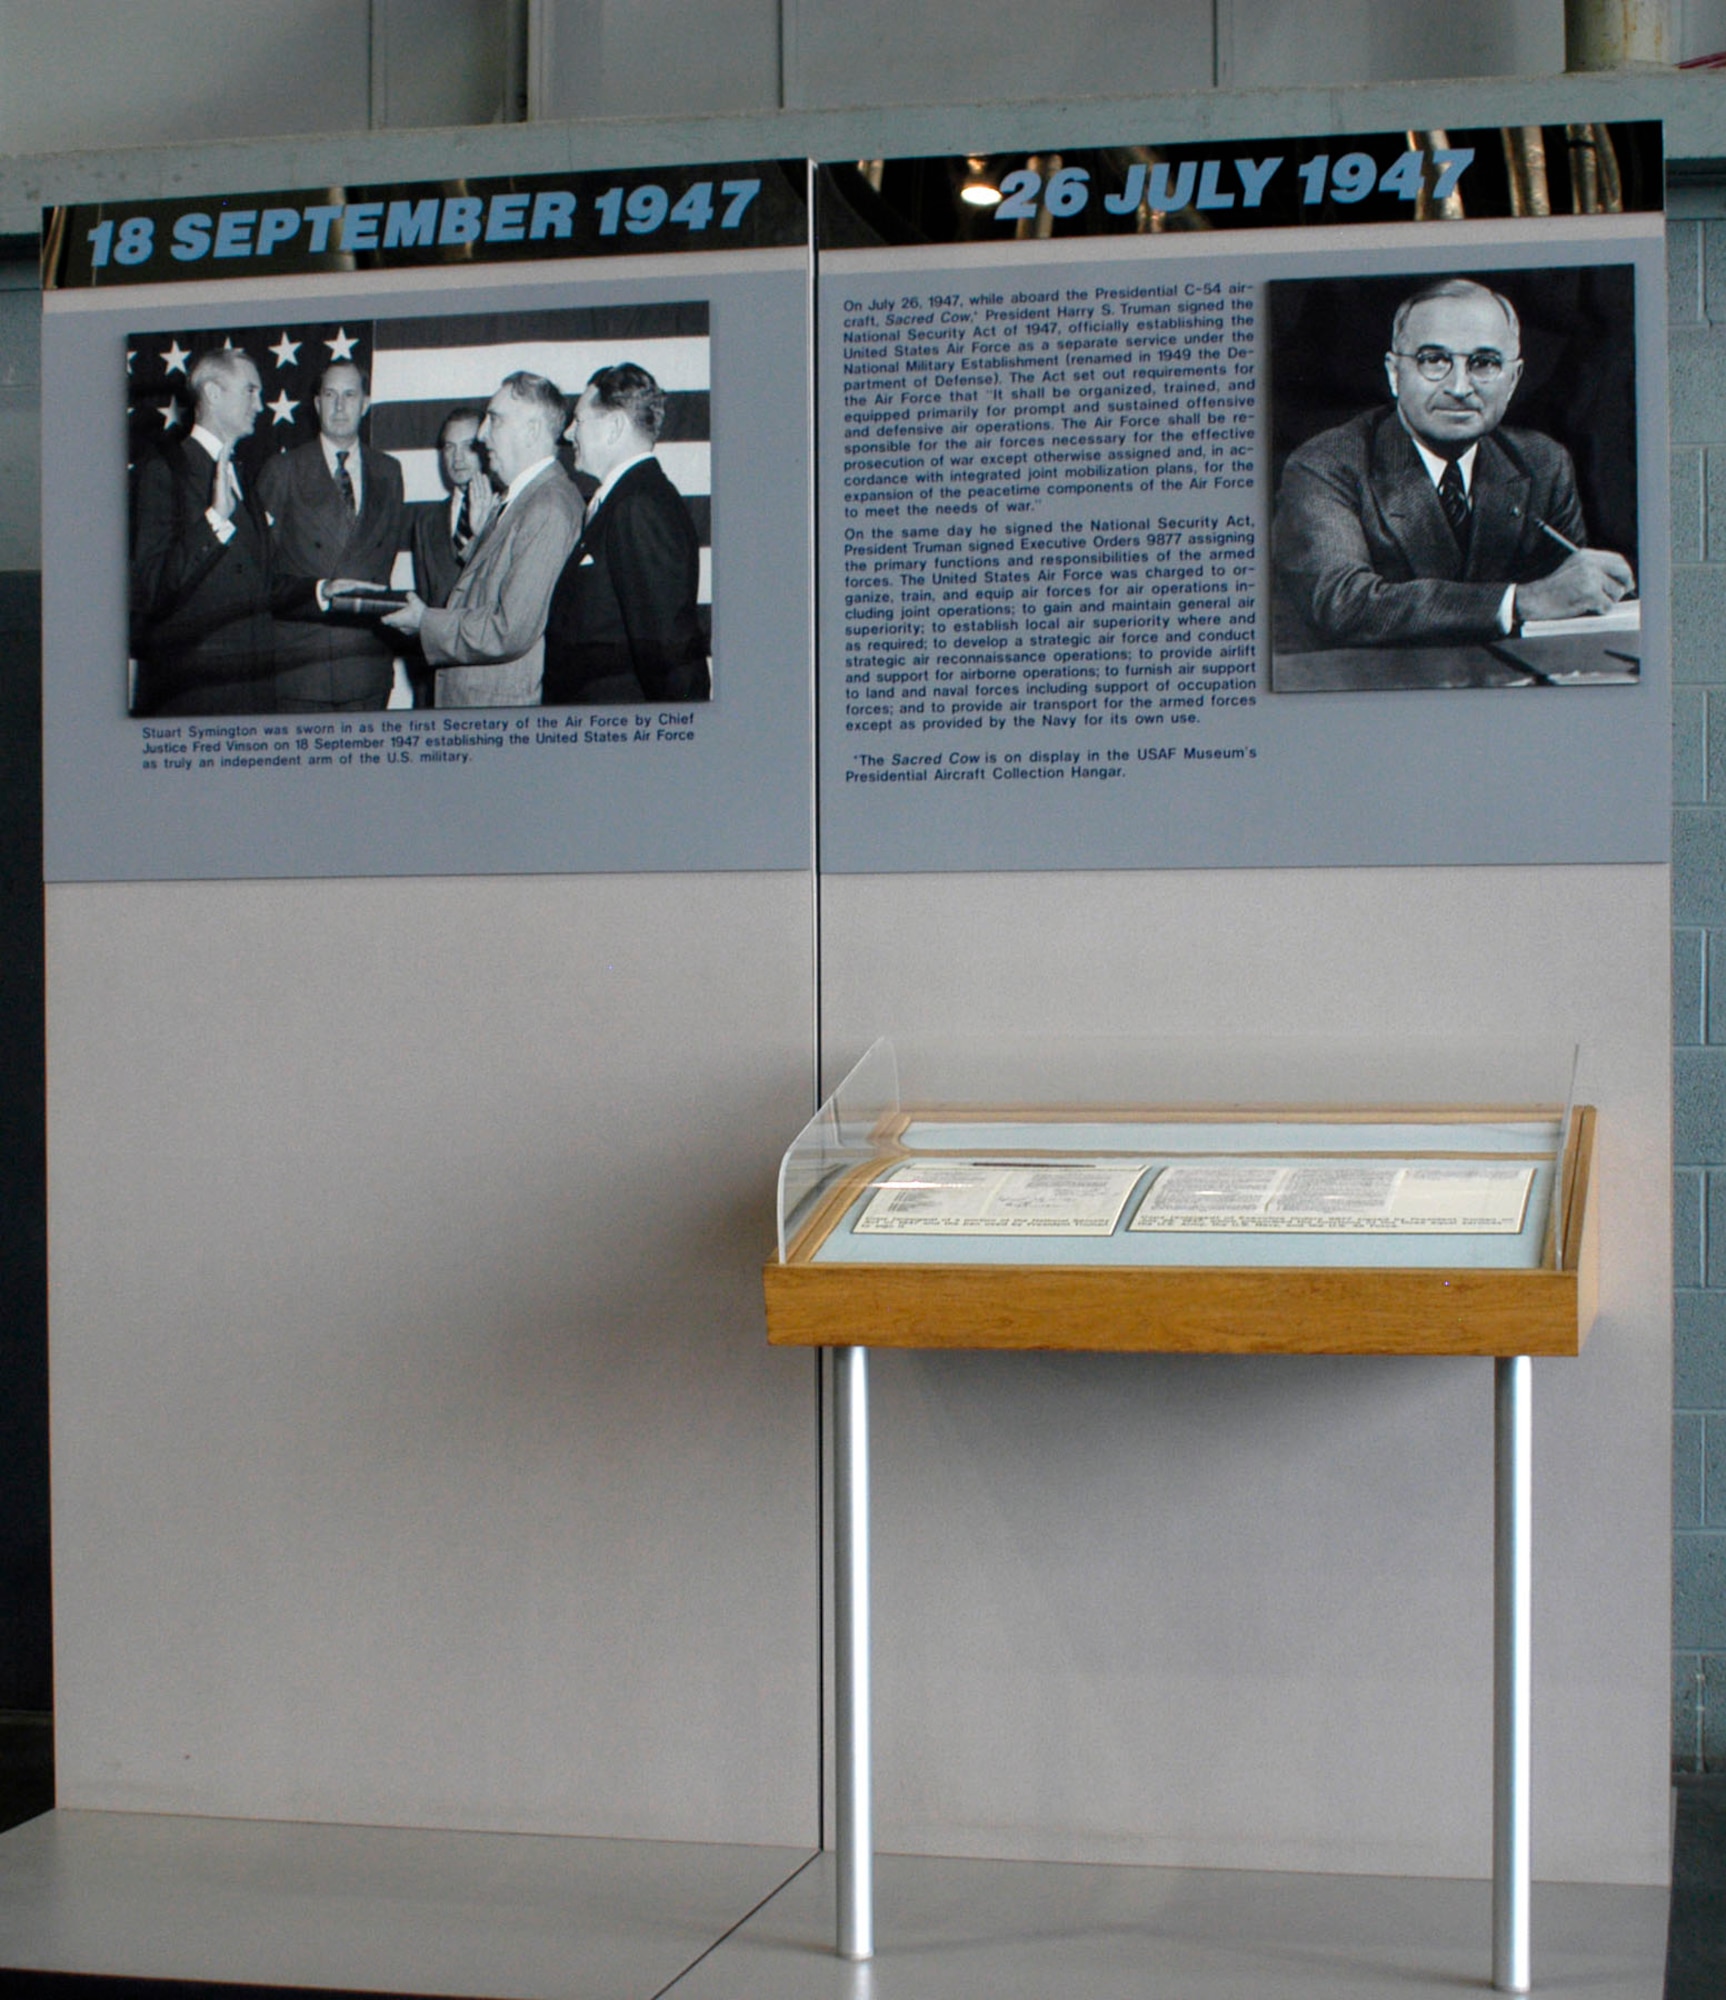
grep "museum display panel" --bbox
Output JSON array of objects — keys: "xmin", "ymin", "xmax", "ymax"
[
  {"xmin": 14, "ymin": 76, "xmax": 1680, "ymax": 2000},
  {"xmin": 817, "ymin": 128, "xmax": 1670, "ymax": 878},
  {"xmin": 41, "ymin": 160, "xmax": 813, "ymax": 883}
]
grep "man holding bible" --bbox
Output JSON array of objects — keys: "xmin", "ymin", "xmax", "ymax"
[
  {"xmin": 380, "ymin": 370, "xmax": 582, "ymax": 707},
  {"xmin": 1272, "ymin": 278, "xmax": 1635, "ymax": 652}
]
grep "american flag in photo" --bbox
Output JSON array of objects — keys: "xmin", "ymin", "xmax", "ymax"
[
  {"xmin": 368, "ymin": 304, "xmax": 712, "ymax": 622},
  {"xmin": 126, "ymin": 321, "xmax": 377, "ymax": 489}
]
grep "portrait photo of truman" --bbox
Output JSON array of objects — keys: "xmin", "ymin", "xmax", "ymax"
[
  {"xmin": 1266, "ymin": 266, "xmax": 1639, "ymax": 693},
  {"xmin": 125, "ymin": 302, "xmax": 712, "ymax": 717}
]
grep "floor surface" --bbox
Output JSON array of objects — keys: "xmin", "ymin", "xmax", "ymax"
[
  {"xmin": 0, "ymin": 1808, "xmax": 1674, "ymax": 1999},
  {"xmin": 0, "ymin": 1810, "xmax": 812, "ymax": 2000},
  {"xmin": 669, "ymin": 1851, "xmax": 1667, "ymax": 2000}
]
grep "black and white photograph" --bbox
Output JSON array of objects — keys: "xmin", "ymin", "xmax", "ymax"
[
  {"xmin": 126, "ymin": 303, "xmax": 713, "ymax": 717},
  {"xmin": 1267, "ymin": 265, "xmax": 1639, "ymax": 693}
]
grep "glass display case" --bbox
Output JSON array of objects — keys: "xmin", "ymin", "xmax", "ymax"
[
  {"xmin": 763, "ymin": 1037, "xmax": 1596, "ymax": 1987},
  {"xmin": 768, "ymin": 1036, "xmax": 1595, "ymax": 1355}
]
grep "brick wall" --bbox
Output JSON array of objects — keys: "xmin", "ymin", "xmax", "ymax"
[{"xmin": 1671, "ymin": 208, "xmax": 1726, "ymax": 1770}]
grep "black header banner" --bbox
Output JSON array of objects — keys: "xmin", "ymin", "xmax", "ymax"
[
  {"xmin": 41, "ymin": 128, "xmax": 1659, "ymax": 289},
  {"xmin": 817, "ymin": 124, "xmax": 1662, "ymax": 248},
  {"xmin": 43, "ymin": 158, "xmax": 809, "ymax": 289}
]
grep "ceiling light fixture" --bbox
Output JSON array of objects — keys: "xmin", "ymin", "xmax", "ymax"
[{"xmin": 959, "ymin": 158, "xmax": 1001, "ymax": 207}]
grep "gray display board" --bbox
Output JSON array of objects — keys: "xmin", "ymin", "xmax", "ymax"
[
  {"xmin": 819, "ymin": 216, "xmax": 1669, "ymax": 872},
  {"xmin": 44, "ymin": 247, "xmax": 812, "ymax": 881},
  {"xmin": 40, "ymin": 133, "xmax": 1669, "ymax": 882}
]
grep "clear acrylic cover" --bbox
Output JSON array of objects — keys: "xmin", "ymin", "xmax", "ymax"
[{"xmin": 775, "ymin": 1034, "xmax": 1580, "ymax": 1269}]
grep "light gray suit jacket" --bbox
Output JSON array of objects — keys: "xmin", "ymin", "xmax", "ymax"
[{"xmin": 420, "ymin": 460, "xmax": 583, "ymax": 706}]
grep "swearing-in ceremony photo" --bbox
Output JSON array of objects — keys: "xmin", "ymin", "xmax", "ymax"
[{"xmin": 126, "ymin": 302, "xmax": 714, "ymax": 717}]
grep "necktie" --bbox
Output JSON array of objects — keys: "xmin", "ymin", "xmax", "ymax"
[
  {"xmin": 1438, "ymin": 458, "xmax": 1470, "ymax": 546},
  {"xmin": 453, "ymin": 486, "xmax": 472, "ymax": 556},
  {"xmin": 335, "ymin": 449, "xmax": 357, "ymax": 513},
  {"xmin": 215, "ymin": 456, "xmax": 240, "ymax": 514}
]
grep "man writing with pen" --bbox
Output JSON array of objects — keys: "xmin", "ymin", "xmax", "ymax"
[{"xmin": 1272, "ymin": 278, "xmax": 1635, "ymax": 652}]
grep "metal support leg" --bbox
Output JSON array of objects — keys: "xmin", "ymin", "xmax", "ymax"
[
  {"xmin": 834, "ymin": 1344, "xmax": 874, "ymax": 1960},
  {"xmin": 1493, "ymin": 1355, "xmax": 1532, "ymax": 1993}
]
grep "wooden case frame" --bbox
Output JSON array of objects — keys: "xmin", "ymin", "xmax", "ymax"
[{"xmin": 764, "ymin": 1104, "xmax": 1596, "ymax": 1356}]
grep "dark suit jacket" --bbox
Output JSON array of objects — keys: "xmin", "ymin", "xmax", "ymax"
[
  {"xmin": 257, "ymin": 440, "xmax": 406, "ymax": 706},
  {"xmin": 130, "ymin": 436, "xmax": 281, "ymax": 715},
  {"xmin": 409, "ymin": 497, "xmax": 465, "ymax": 609},
  {"xmin": 1272, "ymin": 409, "xmax": 1588, "ymax": 651},
  {"xmin": 542, "ymin": 457, "xmax": 710, "ymax": 706},
  {"xmin": 405, "ymin": 498, "xmax": 468, "ymax": 706}
]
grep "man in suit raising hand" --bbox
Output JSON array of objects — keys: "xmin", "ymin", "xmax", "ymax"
[{"xmin": 130, "ymin": 348, "xmax": 278, "ymax": 715}]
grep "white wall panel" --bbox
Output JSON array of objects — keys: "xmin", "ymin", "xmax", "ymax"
[
  {"xmin": 0, "ymin": 1, "xmax": 1672, "ymax": 165},
  {"xmin": 372, "ymin": 0, "xmax": 513, "ymax": 129},
  {"xmin": 0, "ymin": 1, "xmax": 371, "ymax": 153},
  {"xmin": 538, "ymin": 0, "xmax": 782, "ymax": 120},
  {"xmin": 47, "ymin": 873, "xmax": 818, "ymax": 1843},
  {"xmin": 818, "ymin": 864, "xmax": 1669, "ymax": 1882},
  {"xmin": 784, "ymin": 0, "xmax": 1214, "ymax": 111},
  {"xmin": 1681, "ymin": 0, "xmax": 1726, "ymax": 59},
  {"xmin": 1226, "ymin": 0, "xmax": 1562, "ymax": 88},
  {"xmin": 0, "ymin": 0, "xmax": 516, "ymax": 151}
]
